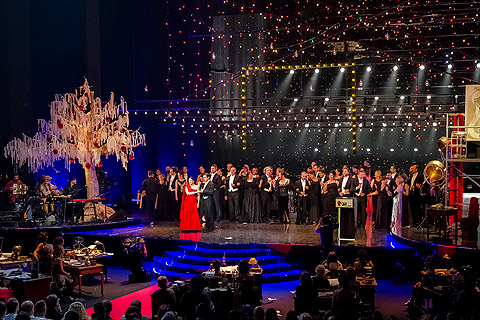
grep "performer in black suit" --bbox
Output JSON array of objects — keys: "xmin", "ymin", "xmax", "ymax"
[
  {"xmin": 338, "ymin": 168, "xmax": 353, "ymax": 197},
  {"xmin": 408, "ymin": 165, "xmax": 425, "ymax": 225},
  {"xmin": 226, "ymin": 167, "xmax": 242, "ymax": 222},
  {"xmin": 166, "ymin": 167, "xmax": 178, "ymax": 220},
  {"xmin": 259, "ymin": 166, "xmax": 275, "ymax": 222},
  {"xmin": 63, "ymin": 177, "xmax": 81, "ymax": 223},
  {"xmin": 295, "ymin": 171, "xmax": 310, "ymax": 224},
  {"xmin": 317, "ymin": 169, "xmax": 327, "ymax": 219},
  {"xmin": 142, "ymin": 170, "xmax": 159, "ymax": 226},
  {"xmin": 199, "ymin": 174, "xmax": 215, "ymax": 232},
  {"xmin": 351, "ymin": 170, "xmax": 372, "ymax": 228},
  {"xmin": 210, "ymin": 164, "xmax": 224, "ymax": 221}
]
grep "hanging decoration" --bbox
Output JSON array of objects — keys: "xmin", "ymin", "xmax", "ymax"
[{"xmin": 4, "ymin": 78, "xmax": 146, "ymax": 198}]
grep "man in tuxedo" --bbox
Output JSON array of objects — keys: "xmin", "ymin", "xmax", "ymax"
[
  {"xmin": 167, "ymin": 167, "xmax": 178, "ymax": 220},
  {"xmin": 141, "ymin": 170, "xmax": 159, "ymax": 226},
  {"xmin": 226, "ymin": 167, "xmax": 241, "ymax": 222},
  {"xmin": 339, "ymin": 168, "xmax": 353, "ymax": 197},
  {"xmin": 199, "ymin": 174, "xmax": 215, "ymax": 232},
  {"xmin": 259, "ymin": 166, "xmax": 275, "ymax": 222},
  {"xmin": 408, "ymin": 165, "xmax": 425, "ymax": 226},
  {"xmin": 351, "ymin": 170, "xmax": 372, "ymax": 228},
  {"xmin": 210, "ymin": 164, "xmax": 224, "ymax": 221},
  {"xmin": 295, "ymin": 171, "xmax": 309, "ymax": 224}
]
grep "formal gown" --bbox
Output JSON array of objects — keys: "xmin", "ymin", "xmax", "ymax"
[
  {"xmin": 375, "ymin": 185, "xmax": 390, "ymax": 229},
  {"xmin": 308, "ymin": 180, "xmax": 320, "ymax": 222},
  {"xmin": 277, "ymin": 181, "xmax": 290, "ymax": 223},
  {"xmin": 179, "ymin": 184, "xmax": 202, "ymax": 231},
  {"xmin": 241, "ymin": 179, "xmax": 262, "ymax": 223},
  {"xmin": 323, "ymin": 182, "xmax": 339, "ymax": 216},
  {"xmin": 156, "ymin": 180, "xmax": 169, "ymax": 220},
  {"xmin": 371, "ymin": 180, "xmax": 382, "ymax": 226},
  {"xmin": 391, "ymin": 186, "xmax": 403, "ymax": 235}
]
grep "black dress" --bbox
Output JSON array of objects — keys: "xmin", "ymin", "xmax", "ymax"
[
  {"xmin": 241, "ymin": 179, "xmax": 262, "ymax": 223},
  {"xmin": 376, "ymin": 184, "xmax": 390, "ymax": 229},
  {"xmin": 308, "ymin": 180, "xmax": 320, "ymax": 223},
  {"xmin": 156, "ymin": 179, "xmax": 169, "ymax": 220},
  {"xmin": 323, "ymin": 182, "xmax": 339, "ymax": 217},
  {"xmin": 371, "ymin": 179, "xmax": 382, "ymax": 226},
  {"xmin": 277, "ymin": 180, "xmax": 290, "ymax": 223}
]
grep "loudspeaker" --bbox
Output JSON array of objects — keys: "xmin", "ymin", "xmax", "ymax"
[{"xmin": 109, "ymin": 209, "xmax": 127, "ymax": 222}]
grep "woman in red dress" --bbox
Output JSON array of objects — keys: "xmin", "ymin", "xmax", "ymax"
[{"xmin": 179, "ymin": 177, "xmax": 202, "ymax": 231}]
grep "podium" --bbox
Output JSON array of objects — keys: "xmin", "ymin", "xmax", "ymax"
[{"xmin": 336, "ymin": 197, "xmax": 357, "ymax": 244}]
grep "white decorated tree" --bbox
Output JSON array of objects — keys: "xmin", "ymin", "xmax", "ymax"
[{"xmin": 4, "ymin": 78, "xmax": 145, "ymax": 200}]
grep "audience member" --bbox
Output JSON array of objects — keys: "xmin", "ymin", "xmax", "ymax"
[
  {"xmin": 120, "ymin": 302, "xmax": 148, "ymax": 320},
  {"xmin": 63, "ymin": 312, "xmax": 80, "ymax": 320},
  {"xmin": 253, "ymin": 307, "xmax": 264, "ymax": 320},
  {"xmin": 179, "ymin": 276, "xmax": 215, "ymax": 320},
  {"xmin": 19, "ymin": 302, "xmax": 33, "ymax": 319},
  {"xmin": 4, "ymin": 298, "xmax": 19, "ymax": 320},
  {"xmin": 324, "ymin": 252, "xmax": 343, "ymax": 275},
  {"xmin": 67, "ymin": 302, "xmax": 90, "ymax": 320},
  {"xmin": 312, "ymin": 264, "xmax": 331, "ymax": 290},
  {"xmin": 121, "ymin": 307, "xmax": 140, "ymax": 320},
  {"xmin": 332, "ymin": 274, "xmax": 356, "ymax": 319},
  {"xmin": 264, "ymin": 308, "xmax": 278, "ymax": 320},
  {"xmin": 345, "ymin": 266, "xmax": 360, "ymax": 292},
  {"xmin": 91, "ymin": 303, "xmax": 106, "ymax": 320},
  {"xmin": 152, "ymin": 276, "xmax": 176, "ymax": 308},
  {"xmin": 102, "ymin": 301, "xmax": 114, "ymax": 320},
  {"xmin": 295, "ymin": 271, "xmax": 317, "ymax": 316},
  {"xmin": 33, "ymin": 301, "xmax": 47, "ymax": 320},
  {"xmin": 156, "ymin": 305, "xmax": 174, "ymax": 320},
  {"xmin": 298, "ymin": 313, "xmax": 313, "ymax": 320},
  {"xmin": 0, "ymin": 302, "xmax": 6, "ymax": 320},
  {"xmin": 195, "ymin": 303, "xmax": 211, "ymax": 320},
  {"xmin": 45, "ymin": 295, "xmax": 63, "ymax": 320},
  {"xmin": 160, "ymin": 312, "xmax": 176, "ymax": 320},
  {"xmin": 285, "ymin": 310, "xmax": 297, "ymax": 320},
  {"xmin": 14, "ymin": 312, "xmax": 30, "ymax": 320}
]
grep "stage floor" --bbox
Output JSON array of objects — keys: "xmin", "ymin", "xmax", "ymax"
[
  {"xmin": 398, "ymin": 226, "xmax": 480, "ymax": 250},
  {"xmin": 78, "ymin": 220, "xmax": 391, "ymax": 247}
]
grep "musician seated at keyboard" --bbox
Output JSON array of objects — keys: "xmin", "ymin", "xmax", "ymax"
[
  {"xmin": 40, "ymin": 176, "xmax": 61, "ymax": 213},
  {"xmin": 63, "ymin": 177, "xmax": 82, "ymax": 223}
]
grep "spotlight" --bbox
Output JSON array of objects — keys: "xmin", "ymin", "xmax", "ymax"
[
  {"xmin": 400, "ymin": 96, "xmax": 405, "ymax": 100},
  {"xmin": 382, "ymin": 123, "xmax": 387, "ymax": 127},
  {"xmin": 305, "ymin": 123, "xmax": 309, "ymax": 127},
  {"xmin": 447, "ymin": 64, "xmax": 453, "ymax": 70},
  {"xmin": 366, "ymin": 66, "xmax": 372, "ymax": 72},
  {"xmin": 433, "ymin": 122, "xmax": 437, "ymax": 126},
  {"xmin": 325, "ymin": 97, "xmax": 330, "ymax": 102},
  {"xmin": 427, "ymin": 95, "xmax": 432, "ymax": 100},
  {"xmin": 314, "ymin": 147, "xmax": 318, "ymax": 152},
  {"xmin": 393, "ymin": 65, "xmax": 399, "ymax": 71},
  {"xmin": 420, "ymin": 65, "xmax": 425, "ymax": 70},
  {"xmin": 294, "ymin": 98, "xmax": 299, "ymax": 102},
  {"xmin": 315, "ymin": 69, "xmax": 320, "ymax": 73},
  {"xmin": 390, "ymin": 148, "xmax": 394, "ymax": 152},
  {"xmin": 414, "ymin": 148, "xmax": 418, "ymax": 152},
  {"xmin": 290, "ymin": 69, "xmax": 295, "ymax": 74},
  {"xmin": 340, "ymin": 67, "xmax": 345, "ymax": 73},
  {"xmin": 343, "ymin": 148, "xmax": 348, "ymax": 152},
  {"xmin": 334, "ymin": 123, "xmax": 339, "ymax": 127},
  {"xmin": 477, "ymin": 63, "xmax": 480, "ymax": 69},
  {"xmin": 366, "ymin": 148, "xmax": 371, "ymax": 152},
  {"xmin": 408, "ymin": 123, "xmax": 412, "ymax": 127}
]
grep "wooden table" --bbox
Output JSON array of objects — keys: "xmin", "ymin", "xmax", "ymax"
[
  {"xmin": 64, "ymin": 263, "xmax": 104, "ymax": 297},
  {"xmin": 0, "ymin": 272, "xmax": 51, "ymax": 302},
  {"xmin": 426, "ymin": 207, "xmax": 458, "ymax": 245},
  {"xmin": 0, "ymin": 256, "xmax": 32, "ymax": 270}
]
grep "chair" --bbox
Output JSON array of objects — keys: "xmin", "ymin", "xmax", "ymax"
[
  {"xmin": 460, "ymin": 197, "xmax": 479, "ymax": 239},
  {"xmin": 0, "ymin": 287, "xmax": 14, "ymax": 302}
]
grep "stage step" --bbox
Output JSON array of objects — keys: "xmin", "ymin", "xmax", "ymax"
[
  {"xmin": 178, "ymin": 245, "xmax": 272, "ymax": 258},
  {"xmin": 192, "ymin": 242, "xmax": 261, "ymax": 250},
  {"xmin": 146, "ymin": 242, "xmax": 303, "ymax": 283}
]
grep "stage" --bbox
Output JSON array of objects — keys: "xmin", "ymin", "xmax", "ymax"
[{"xmin": 72, "ymin": 219, "xmax": 390, "ymax": 247}]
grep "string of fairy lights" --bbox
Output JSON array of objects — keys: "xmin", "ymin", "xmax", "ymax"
[{"xmin": 131, "ymin": 0, "xmax": 480, "ymax": 153}]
